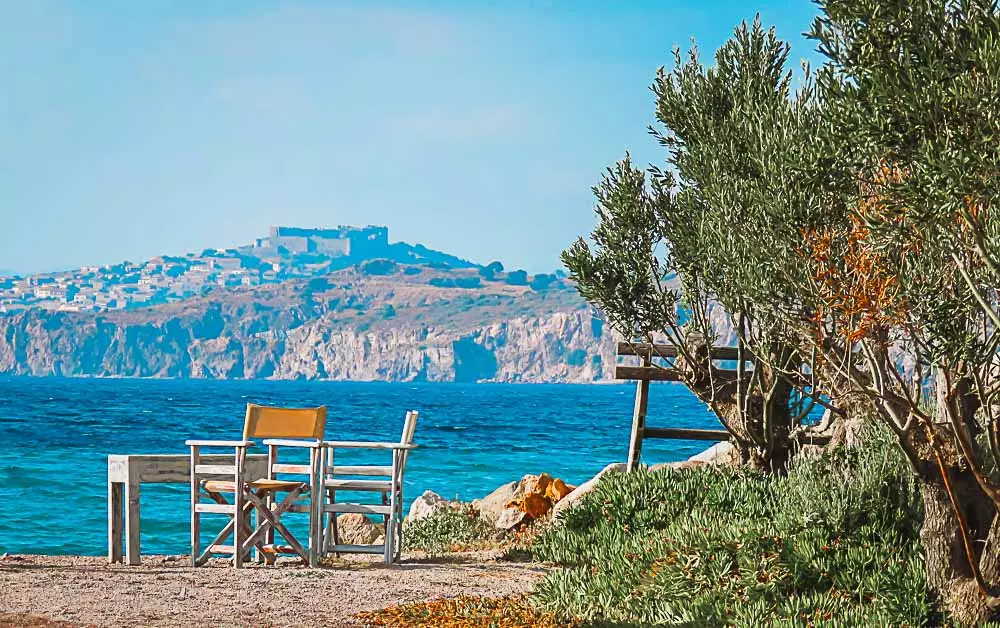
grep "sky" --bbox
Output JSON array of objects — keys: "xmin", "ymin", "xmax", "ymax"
[{"xmin": 0, "ymin": 0, "xmax": 823, "ymax": 275}]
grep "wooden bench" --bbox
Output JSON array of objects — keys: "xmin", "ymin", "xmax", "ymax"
[{"xmin": 108, "ymin": 454, "xmax": 267, "ymax": 565}]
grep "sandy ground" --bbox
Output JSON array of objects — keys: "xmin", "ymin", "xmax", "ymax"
[{"xmin": 0, "ymin": 553, "xmax": 547, "ymax": 627}]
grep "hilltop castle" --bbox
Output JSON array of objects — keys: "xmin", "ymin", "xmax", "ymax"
[{"xmin": 252, "ymin": 225, "xmax": 389, "ymax": 258}]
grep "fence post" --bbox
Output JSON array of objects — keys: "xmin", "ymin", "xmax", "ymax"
[{"xmin": 626, "ymin": 350, "xmax": 651, "ymax": 471}]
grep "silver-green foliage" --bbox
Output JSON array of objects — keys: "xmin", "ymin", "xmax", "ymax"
[
  {"xmin": 403, "ymin": 507, "xmax": 501, "ymax": 555},
  {"xmin": 531, "ymin": 426, "xmax": 931, "ymax": 625}
]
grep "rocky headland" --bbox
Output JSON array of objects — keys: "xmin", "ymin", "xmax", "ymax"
[{"xmin": 0, "ymin": 264, "xmax": 620, "ymax": 382}]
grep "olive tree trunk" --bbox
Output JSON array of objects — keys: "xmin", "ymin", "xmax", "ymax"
[
  {"xmin": 901, "ymin": 378, "xmax": 999, "ymax": 625},
  {"xmin": 677, "ymin": 340, "xmax": 795, "ymax": 473},
  {"xmin": 915, "ymin": 449, "xmax": 996, "ymax": 625}
]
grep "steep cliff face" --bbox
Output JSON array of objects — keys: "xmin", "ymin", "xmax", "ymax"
[
  {"xmin": 268, "ymin": 309, "xmax": 615, "ymax": 383},
  {"xmin": 0, "ymin": 269, "xmax": 621, "ymax": 383},
  {"xmin": 0, "ymin": 308, "xmax": 617, "ymax": 383}
]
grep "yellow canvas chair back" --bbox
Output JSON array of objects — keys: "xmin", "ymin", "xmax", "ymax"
[{"xmin": 243, "ymin": 404, "xmax": 327, "ymax": 440}]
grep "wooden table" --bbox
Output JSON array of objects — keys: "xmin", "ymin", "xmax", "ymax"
[{"xmin": 108, "ymin": 454, "xmax": 267, "ymax": 565}]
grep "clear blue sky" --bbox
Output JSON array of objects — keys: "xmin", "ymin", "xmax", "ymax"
[{"xmin": 0, "ymin": 0, "xmax": 822, "ymax": 274}]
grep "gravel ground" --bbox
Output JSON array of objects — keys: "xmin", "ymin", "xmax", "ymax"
[{"xmin": 0, "ymin": 554, "xmax": 547, "ymax": 627}]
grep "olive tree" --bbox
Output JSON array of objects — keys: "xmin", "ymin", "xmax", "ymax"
[
  {"xmin": 564, "ymin": 21, "xmax": 835, "ymax": 473},
  {"xmin": 802, "ymin": 0, "xmax": 1000, "ymax": 620}
]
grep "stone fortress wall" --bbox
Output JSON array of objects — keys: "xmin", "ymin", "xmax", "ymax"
[{"xmin": 252, "ymin": 225, "xmax": 389, "ymax": 258}]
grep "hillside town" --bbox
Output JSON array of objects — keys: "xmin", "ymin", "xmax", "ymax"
[{"xmin": 0, "ymin": 226, "xmax": 472, "ymax": 313}]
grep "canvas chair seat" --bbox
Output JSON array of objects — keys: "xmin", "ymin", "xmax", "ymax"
[{"xmin": 203, "ymin": 478, "xmax": 306, "ymax": 494}]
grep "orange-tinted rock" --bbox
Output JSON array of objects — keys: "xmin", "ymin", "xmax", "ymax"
[
  {"xmin": 484, "ymin": 473, "xmax": 579, "ymax": 529},
  {"xmin": 520, "ymin": 492, "xmax": 552, "ymax": 519},
  {"xmin": 545, "ymin": 478, "xmax": 574, "ymax": 502},
  {"xmin": 530, "ymin": 473, "xmax": 553, "ymax": 495}
]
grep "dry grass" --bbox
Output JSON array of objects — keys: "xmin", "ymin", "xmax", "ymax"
[{"xmin": 353, "ymin": 595, "xmax": 577, "ymax": 627}]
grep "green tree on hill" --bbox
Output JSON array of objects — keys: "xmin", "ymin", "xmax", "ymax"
[
  {"xmin": 505, "ymin": 270, "xmax": 528, "ymax": 286},
  {"xmin": 529, "ymin": 273, "xmax": 556, "ymax": 291},
  {"xmin": 479, "ymin": 260, "xmax": 505, "ymax": 281}
]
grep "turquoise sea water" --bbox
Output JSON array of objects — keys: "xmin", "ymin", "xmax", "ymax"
[{"xmin": 0, "ymin": 377, "xmax": 722, "ymax": 556}]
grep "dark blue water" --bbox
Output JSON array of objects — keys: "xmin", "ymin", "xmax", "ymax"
[{"xmin": 0, "ymin": 378, "xmax": 721, "ymax": 555}]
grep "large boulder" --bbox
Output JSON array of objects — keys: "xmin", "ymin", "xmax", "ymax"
[
  {"xmin": 689, "ymin": 440, "xmax": 736, "ymax": 465},
  {"xmin": 406, "ymin": 490, "xmax": 454, "ymax": 524},
  {"xmin": 495, "ymin": 507, "xmax": 530, "ymax": 530},
  {"xmin": 336, "ymin": 513, "xmax": 383, "ymax": 545},
  {"xmin": 649, "ymin": 441, "xmax": 737, "ymax": 472},
  {"xmin": 475, "ymin": 477, "xmax": 532, "ymax": 526},
  {"xmin": 476, "ymin": 473, "xmax": 577, "ymax": 530},
  {"xmin": 551, "ymin": 463, "xmax": 626, "ymax": 518},
  {"xmin": 649, "ymin": 460, "xmax": 705, "ymax": 472}
]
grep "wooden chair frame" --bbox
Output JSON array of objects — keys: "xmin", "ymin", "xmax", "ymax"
[
  {"xmin": 321, "ymin": 410, "xmax": 418, "ymax": 564},
  {"xmin": 187, "ymin": 404, "xmax": 326, "ymax": 568}
]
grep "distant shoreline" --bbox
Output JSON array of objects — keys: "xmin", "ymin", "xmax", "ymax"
[{"xmin": 0, "ymin": 373, "xmax": 633, "ymax": 385}]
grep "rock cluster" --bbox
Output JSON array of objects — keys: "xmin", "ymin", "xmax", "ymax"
[
  {"xmin": 403, "ymin": 443, "xmax": 741, "ymax": 535},
  {"xmin": 474, "ymin": 473, "xmax": 572, "ymax": 530},
  {"xmin": 404, "ymin": 473, "xmax": 577, "ymax": 532},
  {"xmin": 483, "ymin": 473, "xmax": 575, "ymax": 530}
]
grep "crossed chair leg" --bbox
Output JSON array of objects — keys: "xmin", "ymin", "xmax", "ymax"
[
  {"xmin": 242, "ymin": 487, "xmax": 309, "ymax": 565},
  {"xmin": 196, "ymin": 484, "xmax": 310, "ymax": 567}
]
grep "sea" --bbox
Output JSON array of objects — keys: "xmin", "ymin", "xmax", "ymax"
[{"xmin": 0, "ymin": 377, "xmax": 722, "ymax": 556}]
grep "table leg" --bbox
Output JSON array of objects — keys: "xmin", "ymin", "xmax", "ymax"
[
  {"xmin": 108, "ymin": 481, "xmax": 123, "ymax": 563},
  {"xmin": 125, "ymin": 479, "xmax": 141, "ymax": 566}
]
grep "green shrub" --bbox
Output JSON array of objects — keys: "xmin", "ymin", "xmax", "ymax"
[
  {"xmin": 307, "ymin": 277, "xmax": 330, "ymax": 291},
  {"xmin": 404, "ymin": 507, "xmax": 502, "ymax": 555},
  {"xmin": 360, "ymin": 259, "xmax": 396, "ymax": 275},
  {"xmin": 530, "ymin": 423, "xmax": 935, "ymax": 625},
  {"xmin": 530, "ymin": 273, "xmax": 556, "ymax": 291},
  {"xmin": 505, "ymin": 270, "xmax": 528, "ymax": 286}
]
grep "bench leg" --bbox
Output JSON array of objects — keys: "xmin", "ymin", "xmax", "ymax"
[
  {"xmin": 125, "ymin": 480, "xmax": 141, "ymax": 566},
  {"xmin": 108, "ymin": 481, "xmax": 123, "ymax": 564}
]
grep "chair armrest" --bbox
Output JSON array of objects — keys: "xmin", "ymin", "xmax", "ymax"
[
  {"xmin": 322, "ymin": 441, "xmax": 418, "ymax": 450},
  {"xmin": 261, "ymin": 439, "xmax": 324, "ymax": 448},
  {"xmin": 185, "ymin": 439, "xmax": 254, "ymax": 447}
]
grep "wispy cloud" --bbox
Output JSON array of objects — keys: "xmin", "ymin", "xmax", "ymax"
[
  {"xmin": 368, "ymin": 7, "xmax": 464, "ymax": 57},
  {"xmin": 212, "ymin": 77, "xmax": 314, "ymax": 123},
  {"xmin": 177, "ymin": 4, "xmax": 468, "ymax": 61},
  {"xmin": 402, "ymin": 104, "xmax": 527, "ymax": 140}
]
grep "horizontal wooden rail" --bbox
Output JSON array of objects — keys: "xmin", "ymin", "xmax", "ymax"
[
  {"xmin": 615, "ymin": 365, "xmax": 742, "ymax": 382},
  {"xmin": 643, "ymin": 427, "xmax": 730, "ymax": 441},
  {"xmin": 616, "ymin": 342, "xmax": 742, "ymax": 361},
  {"xmin": 615, "ymin": 366, "xmax": 681, "ymax": 381}
]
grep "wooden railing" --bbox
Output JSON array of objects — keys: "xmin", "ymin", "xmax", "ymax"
[{"xmin": 615, "ymin": 341, "xmax": 743, "ymax": 470}]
